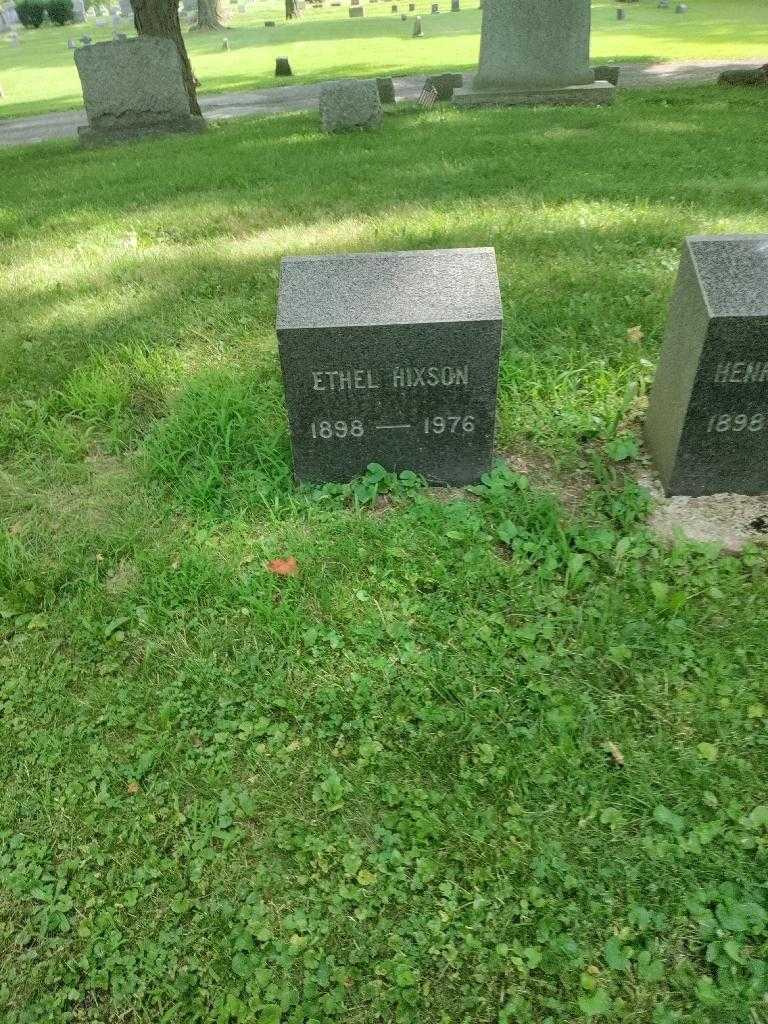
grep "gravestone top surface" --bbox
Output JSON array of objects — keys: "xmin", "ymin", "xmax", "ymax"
[
  {"xmin": 686, "ymin": 235, "xmax": 768, "ymax": 317},
  {"xmin": 277, "ymin": 248, "xmax": 501, "ymax": 330},
  {"xmin": 277, "ymin": 247, "xmax": 503, "ymax": 484}
]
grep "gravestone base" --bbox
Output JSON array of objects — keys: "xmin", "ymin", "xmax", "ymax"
[
  {"xmin": 78, "ymin": 115, "xmax": 206, "ymax": 147},
  {"xmin": 453, "ymin": 79, "xmax": 615, "ymax": 107}
]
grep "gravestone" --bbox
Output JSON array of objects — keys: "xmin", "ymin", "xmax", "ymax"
[
  {"xmin": 593, "ymin": 63, "xmax": 620, "ymax": 85},
  {"xmin": 80, "ymin": 33, "xmax": 93, "ymax": 42},
  {"xmin": 9, "ymin": 31, "xmax": 19, "ymax": 45},
  {"xmin": 455, "ymin": 0, "xmax": 615, "ymax": 106},
  {"xmin": 426, "ymin": 71, "xmax": 463, "ymax": 99},
  {"xmin": 675, "ymin": 2, "xmax": 687, "ymax": 10},
  {"xmin": 72, "ymin": 0, "xmax": 87, "ymax": 19},
  {"xmin": 276, "ymin": 56, "xmax": 292, "ymax": 74},
  {"xmin": 1, "ymin": 2, "xmax": 20, "ymax": 25},
  {"xmin": 376, "ymin": 75, "xmax": 396, "ymax": 103},
  {"xmin": 277, "ymin": 248, "xmax": 503, "ymax": 484},
  {"xmin": 431, "ymin": 3, "xmax": 438, "ymax": 11},
  {"xmin": 95, "ymin": 18, "xmax": 108, "ymax": 26},
  {"xmin": 408, "ymin": 2, "xmax": 414, "ymax": 7},
  {"xmin": 658, "ymin": 0, "xmax": 669, "ymax": 6},
  {"xmin": 68, "ymin": 36, "xmax": 77, "ymax": 47},
  {"xmin": 74, "ymin": 37, "xmax": 205, "ymax": 146},
  {"xmin": 645, "ymin": 235, "xmax": 768, "ymax": 497},
  {"xmin": 264, "ymin": 19, "xmax": 275, "ymax": 25},
  {"xmin": 391, "ymin": 3, "xmax": 397, "ymax": 10},
  {"xmin": 119, "ymin": 0, "xmax": 132, "ymax": 14},
  {"xmin": 348, "ymin": 5, "xmax": 364, "ymax": 14},
  {"xmin": 114, "ymin": 30, "xmax": 128, "ymax": 38},
  {"xmin": 412, "ymin": 13, "xmax": 422, "ymax": 33},
  {"xmin": 451, "ymin": 0, "xmax": 460, "ymax": 10},
  {"xmin": 319, "ymin": 78, "xmax": 382, "ymax": 131}
]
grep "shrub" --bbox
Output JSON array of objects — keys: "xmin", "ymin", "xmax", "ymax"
[
  {"xmin": 47, "ymin": 0, "xmax": 74, "ymax": 23},
  {"xmin": 15, "ymin": 0, "xmax": 46, "ymax": 26}
]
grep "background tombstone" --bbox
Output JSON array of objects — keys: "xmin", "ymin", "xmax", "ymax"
[
  {"xmin": 454, "ymin": 0, "xmax": 615, "ymax": 107},
  {"xmin": 426, "ymin": 71, "xmax": 463, "ymax": 99},
  {"xmin": 348, "ymin": 5, "xmax": 364, "ymax": 14},
  {"xmin": 277, "ymin": 248, "xmax": 503, "ymax": 485},
  {"xmin": 119, "ymin": 0, "xmax": 132, "ymax": 15},
  {"xmin": 412, "ymin": 14, "xmax": 422, "ymax": 34},
  {"xmin": 376, "ymin": 75, "xmax": 396, "ymax": 103},
  {"xmin": 645, "ymin": 235, "xmax": 768, "ymax": 497},
  {"xmin": 319, "ymin": 78, "xmax": 382, "ymax": 131},
  {"xmin": 593, "ymin": 63, "xmax": 620, "ymax": 85},
  {"xmin": 74, "ymin": 37, "xmax": 206, "ymax": 146},
  {"xmin": 275, "ymin": 56, "xmax": 291, "ymax": 74},
  {"xmin": 72, "ymin": 0, "xmax": 87, "ymax": 20},
  {"xmin": 451, "ymin": 0, "xmax": 460, "ymax": 10}
]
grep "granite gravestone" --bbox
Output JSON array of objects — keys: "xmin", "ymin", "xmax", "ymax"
[
  {"xmin": 74, "ymin": 38, "xmax": 205, "ymax": 146},
  {"xmin": 277, "ymin": 248, "xmax": 503, "ymax": 484},
  {"xmin": 454, "ymin": 0, "xmax": 615, "ymax": 107},
  {"xmin": 319, "ymin": 78, "xmax": 382, "ymax": 131},
  {"xmin": 645, "ymin": 235, "xmax": 768, "ymax": 497}
]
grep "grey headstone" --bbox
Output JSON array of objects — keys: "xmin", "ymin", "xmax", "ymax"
[
  {"xmin": 455, "ymin": 0, "xmax": 615, "ymax": 107},
  {"xmin": 376, "ymin": 75, "xmax": 396, "ymax": 103},
  {"xmin": 74, "ymin": 37, "xmax": 205, "ymax": 145},
  {"xmin": 412, "ymin": 13, "xmax": 422, "ymax": 33},
  {"xmin": 222, "ymin": 36, "xmax": 230, "ymax": 48},
  {"xmin": 658, "ymin": 0, "xmax": 669, "ymax": 6},
  {"xmin": 119, "ymin": 0, "xmax": 132, "ymax": 15},
  {"xmin": 320, "ymin": 78, "xmax": 382, "ymax": 131},
  {"xmin": 277, "ymin": 248, "xmax": 503, "ymax": 485},
  {"xmin": 593, "ymin": 63, "xmax": 620, "ymax": 85},
  {"xmin": 616, "ymin": 7, "xmax": 626, "ymax": 19},
  {"xmin": 425, "ymin": 71, "xmax": 463, "ymax": 99},
  {"xmin": 408, "ymin": 2, "xmax": 414, "ymax": 7},
  {"xmin": 2, "ymin": 3, "xmax": 20, "ymax": 24},
  {"xmin": 80, "ymin": 33, "xmax": 93, "ymax": 43},
  {"xmin": 451, "ymin": 0, "xmax": 460, "ymax": 10},
  {"xmin": 675, "ymin": 2, "xmax": 687, "ymax": 10},
  {"xmin": 264, "ymin": 19, "xmax": 275, "ymax": 25},
  {"xmin": 645, "ymin": 235, "xmax": 768, "ymax": 497},
  {"xmin": 348, "ymin": 5, "xmax": 364, "ymax": 14},
  {"xmin": 72, "ymin": 0, "xmax": 87, "ymax": 19},
  {"xmin": 9, "ymin": 31, "xmax": 19, "ymax": 45},
  {"xmin": 431, "ymin": 3, "xmax": 438, "ymax": 11},
  {"xmin": 390, "ymin": 3, "xmax": 397, "ymax": 10},
  {"xmin": 68, "ymin": 37, "xmax": 77, "ymax": 47},
  {"xmin": 275, "ymin": 55, "xmax": 291, "ymax": 74}
]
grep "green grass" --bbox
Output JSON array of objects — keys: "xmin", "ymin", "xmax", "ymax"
[
  {"xmin": 2, "ymin": 89, "xmax": 768, "ymax": 1022},
  {"xmin": 1, "ymin": 0, "xmax": 767, "ymax": 119}
]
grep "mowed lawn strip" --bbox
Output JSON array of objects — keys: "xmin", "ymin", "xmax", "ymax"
[{"xmin": 1, "ymin": 90, "xmax": 768, "ymax": 1022}]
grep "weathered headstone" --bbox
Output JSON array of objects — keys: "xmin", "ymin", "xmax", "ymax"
[
  {"xmin": 74, "ymin": 37, "xmax": 205, "ymax": 146},
  {"xmin": 2, "ymin": 2, "xmax": 20, "ymax": 25},
  {"xmin": 68, "ymin": 37, "xmax": 77, "ymax": 47},
  {"xmin": 277, "ymin": 248, "xmax": 503, "ymax": 484},
  {"xmin": 376, "ymin": 76, "xmax": 396, "ymax": 103},
  {"xmin": 348, "ymin": 5, "xmax": 364, "ymax": 14},
  {"xmin": 675, "ymin": 2, "xmax": 687, "ymax": 11},
  {"xmin": 454, "ymin": 0, "xmax": 615, "ymax": 107},
  {"xmin": 451, "ymin": 0, "xmax": 460, "ymax": 10},
  {"xmin": 71, "ymin": 0, "xmax": 87, "ymax": 19},
  {"xmin": 319, "ymin": 78, "xmax": 382, "ymax": 131},
  {"xmin": 80, "ymin": 33, "xmax": 93, "ymax": 42},
  {"xmin": 430, "ymin": 3, "xmax": 438, "ymax": 11},
  {"xmin": 412, "ymin": 13, "xmax": 422, "ymax": 33},
  {"xmin": 222, "ymin": 36, "xmax": 230, "ymax": 49},
  {"xmin": 264, "ymin": 19, "xmax": 275, "ymax": 25},
  {"xmin": 275, "ymin": 55, "xmax": 292, "ymax": 74},
  {"xmin": 645, "ymin": 235, "xmax": 768, "ymax": 497},
  {"xmin": 119, "ymin": 0, "xmax": 132, "ymax": 15},
  {"xmin": 593, "ymin": 63, "xmax": 620, "ymax": 85},
  {"xmin": 390, "ymin": 3, "xmax": 397, "ymax": 10},
  {"xmin": 718, "ymin": 65, "xmax": 768, "ymax": 87},
  {"xmin": 425, "ymin": 71, "xmax": 463, "ymax": 99}
]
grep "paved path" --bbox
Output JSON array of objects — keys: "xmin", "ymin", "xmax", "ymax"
[{"xmin": 0, "ymin": 60, "xmax": 760, "ymax": 149}]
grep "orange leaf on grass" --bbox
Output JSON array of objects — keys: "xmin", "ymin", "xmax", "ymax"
[{"xmin": 267, "ymin": 556, "xmax": 299, "ymax": 576}]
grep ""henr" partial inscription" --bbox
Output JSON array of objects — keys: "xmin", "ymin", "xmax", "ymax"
[{"xmin": 714, "ymin": 361, "xmax": 768, "ymax": 384}]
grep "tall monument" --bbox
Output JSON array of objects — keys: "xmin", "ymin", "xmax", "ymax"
[{"xmin": 454, "ymin": 0, "xmax": 615, "ymax": 107}]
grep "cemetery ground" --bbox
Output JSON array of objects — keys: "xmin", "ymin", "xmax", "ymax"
[
  {"xmin": 1, "ymin": 86, "xmax": 768, "ymax": 1023},
  {"xmin": 1, "ymin": 0, "xmax": 768, "ymax": 119}
]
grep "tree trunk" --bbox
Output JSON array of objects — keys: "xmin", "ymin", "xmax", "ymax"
[
  {"xmin": 195, "ymin": 0, "xmax": 224, "ymax": 30},
  {"xmin": 285, "ymin": 0, "xmax": 299, "ymax": 19},
  {"xmin": 133, "ymin": 0, "xmax": 201, "ymax": 115}
]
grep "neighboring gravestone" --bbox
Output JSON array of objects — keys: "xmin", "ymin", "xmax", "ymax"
[
  {"xmin": 277, "ymin": 248, "xmax": 503, "ymax": 484},
  {"xmin": 454, "ymin": 0, "xmax": 615, "ymax": 107},
  {"xmin": 376, "ymin": 76, "xmax": 396, "ymax": 103},
  {"xmin": 80, "ymin": 33, "xmax": 93, "ymax": 42},
  {"xmin": 645, "ymin": 235, "xmax": 768, "ymax": 497},
  {"xmin": 320, "ymin": 78, "xmax": 382, "ymax": 131},
  {"xmin": 593, "ymin": 63, "xmax": 620, "ymax": 85},
  {"xmin": 412, "ymin": 13, "xmax": 422, "ymax": 33},
  {"xmin": 119, "ymin": 0, "xmax": 132, "ymax": 14},
  {"xmin": 74, "ymin": 37, "xmax": 205, "ymax": 146},
  {"xmin": 451, "ymin": 0, "xmax": 460, "ymax": 10},
  {"xmin": 718, "ymin": 65, "xmax": 768, "ymax": 87},
  {"xmin": 675, "ymin": 2, "xmax": 687, "ymax": 11},
  {"xmin": 72, "ymin": 0, "xmax": 87, "ymax": 19},
  {"xmin": 426, "ymin": 71, "xmax": 463, "ymax": 99},
  {"xmin": 349, "ymin": 5, "xmax": 364, "ymax": 14},
  {"xmin": 616, "ymin": 7, "xmax": 626, "ymax": 19},
  {"xmin": 68, "ymin": 36, "xmax": 77, "ymax": 47},
  {"xmin": 275, "ymin": 56, "xmax": 292, "ymax": 74},
  {"xmin": 2, "ymin": 3, "xmax": 20, "ymax": 25}
]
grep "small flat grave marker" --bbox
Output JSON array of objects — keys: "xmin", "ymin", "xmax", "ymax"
[
  {"xmin": 645, "ymin": 235, "xmax": 768, "ymax": 496},
  {"xmin": 277, "ymin": 248, "xmax": 503, "ymax": 484}
]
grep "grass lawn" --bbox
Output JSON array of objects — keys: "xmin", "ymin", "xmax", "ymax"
[
  {"xmin": 0, "ymin": 0, "xmax": 767, "ymax": 119},
  {"xmin": 2, "ymin": 88, "xmax": 768, "ymax": 1022}
]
